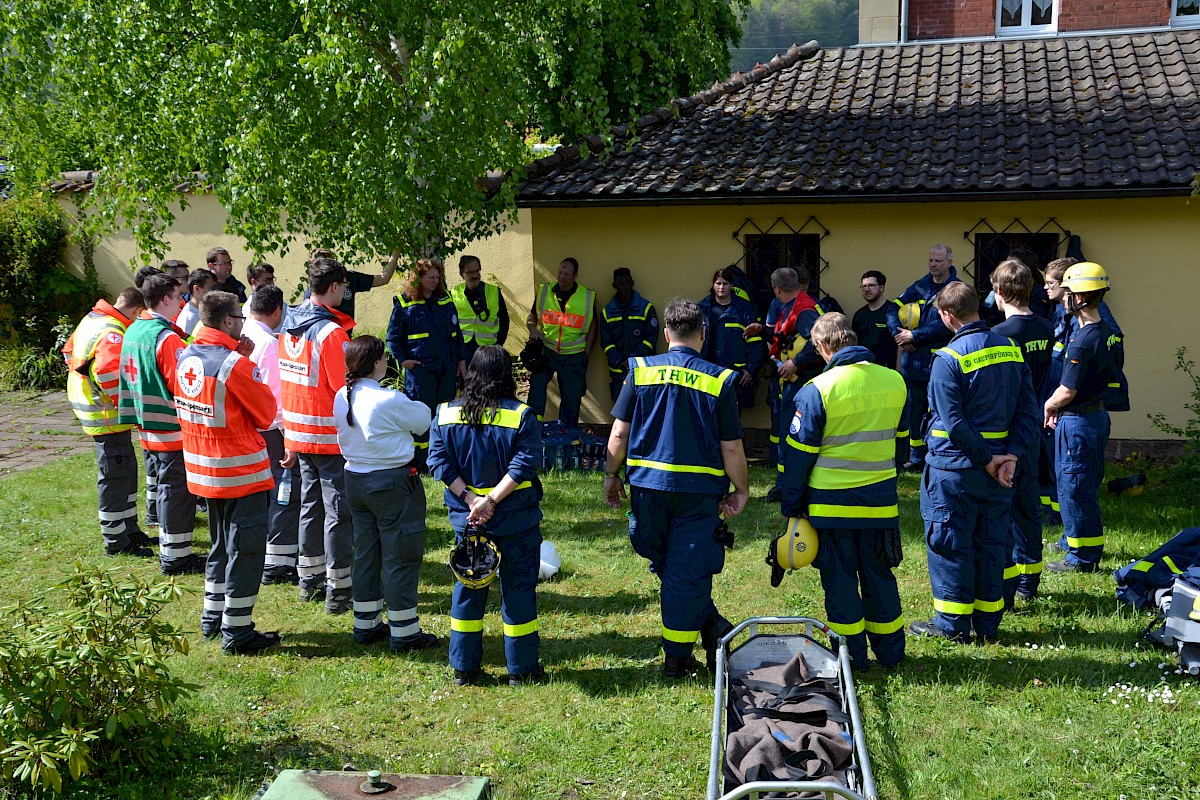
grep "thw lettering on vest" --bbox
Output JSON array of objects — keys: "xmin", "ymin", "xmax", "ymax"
[
  {"xmin": 657, "ymin": 367, "xmax": 701, "ymax": 388},
  {"xmin": 1025, "ymin": 339, "xmax": 1049, "ymax": 353}
]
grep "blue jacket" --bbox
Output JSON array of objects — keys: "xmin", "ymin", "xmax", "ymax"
[
  {"xmin": 1114, "ymin": 527, "xmax": 1200, "ymax": 610},
  {"xmin": 611, "ymin": 346, "xmax": 742, "ymax": 496},
  {"xmin": 599, "ymin": 291, "xmax": 657, "ymax": 373},
  {"xmin": 1048, "ymin": 301, "xmax": 1127, "ymax": 409},
  {"xmin": 698, "ymin": 294, "xmax": 763, "ymax": 376},
  {"xmin": 428, "ymin": 398, "xmax": 542, "ymax": 537},
  {"xmin": 885, "ymin": 268, "xmax": 962, "ymax": 382},
  {"xmin": 781, "ymin": 346, "xmax": 908, "ymax": 529},
  {"xmin": 925, "ymin": 320, "xmax": 1039, "ymax": 470},
  {"xmin": 386, "ymin": 291, "xmax": 464, "ymax": 375}
]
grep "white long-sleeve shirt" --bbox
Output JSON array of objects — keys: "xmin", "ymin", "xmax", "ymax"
[
  {"xmin": 334, "ymin": 379, "xmax": 432, "ymax": 473},
  {"xmin": 243, "ymin": 317, "xmax": 283, "ymax": 430}
]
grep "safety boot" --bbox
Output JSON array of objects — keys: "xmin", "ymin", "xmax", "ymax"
[
  {"xmin": 663, "ymin": 653, "xmax": 705, "ymax": 679},
  {"xmin": 162, "ymin": 553, "xmax": 206, "ymax": 576},
  {"xmin": 908, "ymin": 619, "xmax": 970, "ymax": 644},
  {"xmin": 701, "ymin": 613, "xmax": 734, "ymax": 672},
  {"xmin": 1046, "ymin": 559, "xmax": 1097, "ymax": 574}
]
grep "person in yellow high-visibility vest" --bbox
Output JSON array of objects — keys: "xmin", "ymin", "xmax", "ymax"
[
  {"xmin": 525, "ymin": 257, "xmax": 597, "ymax": 427},
  {"xmin": 451, "ymin": 255, "xmax": 509, "ymax": 364},
  {"xmin": 63, "ymin": 287, "xmax": 154, "ymax": 557}
]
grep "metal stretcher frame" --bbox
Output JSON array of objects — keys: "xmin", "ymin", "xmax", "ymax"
[{"xmin": 706, "ymin": 616, "xmax": 879, "ymax": 800}]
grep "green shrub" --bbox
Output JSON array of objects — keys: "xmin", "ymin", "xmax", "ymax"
[
  {"xmin": 0, "ymin": 565, "xmax": 196, "ymax": 794},
  {"xmin": 0, "ymin": 196, "xmax": 100, "ymax": 351},
  {"xmin": 0, "ymin": 344, "xmax": 67, "ymax": 391},
  {"xmin": 1148, "ymin": 346, "xmax": 1200, "ymax": 490}
]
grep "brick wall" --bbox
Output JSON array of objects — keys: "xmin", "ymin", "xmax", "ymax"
[{"xmin": 904, "ymin": 0, "xmax": 1170, "ymax": 39}]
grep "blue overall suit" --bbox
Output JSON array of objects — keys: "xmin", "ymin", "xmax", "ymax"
[
  {"xmin": 1053, "ymin": 320, "xmax": 1117, "ymax": 571},
  {"xmin": 991, "ymin": 313, "xmax": 1055, "ymax": 604},
  {"xmin": 921, "ymin": 321, "xmax": 1038, "ymax": 642},
  {"xmin": 885, "ymin": 268, "xmax": 961, "ymax": 468},
  {"xmin": 599, "ymin": 291, "xmax": 658, "ymax": 402},
  {"xmin": 387, "ymin": 291, "xmax": 464, "ymax": 461},
  {"xmin": 780, "ymin": 345, "xmax": 909, "ymax": 667},
  {"xmin": 428, "ymin": 398, "xmax": 543, "ymax": 678},
  {"xmin": 612, "ymin": 347, "xmax": 742, "ymax": 660},
  {"xmin": 699, "ymin": 294, "xmax": 763, "ymax": 409},
  {"xmin": 765, "ymin": 294, "xmax": 822, "ymax": 488}
]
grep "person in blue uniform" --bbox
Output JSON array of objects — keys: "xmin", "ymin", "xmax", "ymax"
[
  {"xmin": 428, "ymin": 346, "xmax": 546, "ymax": 686},
  {"xmin": 780, "ymin": 313, "xmax": 908, "ymax": 670},
  {"xmin": 603, "ymin": 299, "xmax": 750, "ymax": 678},
  {"xmin": 1043, "ymin": 262, "xmax": 1119, "ymax": 574},
  {"xmin": 908, "ymin": 283, "xmax": 1038, "ymax": 644},
  {"xmin": 387, "ymin": 257, "xmax": 466, "ymax": 463},
  {"xmin": 744, "ymin": 267, "xmax": 823, "ymax": 502},
  {"xmin": 990, "ymin": 260, "xmax": 1055, "ymax": 605},
  {"xmin": 698, "ymin": 267, "xmax": 763, "ymax": 409},
  {"xmin": 599, "ymin": 268, "xmax": 658, "ymax": 402},
  {"xmin": 885, "ymin": 244, "xmax": 962, "ymax": 472}
]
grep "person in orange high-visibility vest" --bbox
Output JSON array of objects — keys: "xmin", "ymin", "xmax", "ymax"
[
  {"xmin": 176, "ymin": 290, "xmax": 282, "ymax": 655},
  {"xmin": 525, "ymin": 257, "xmax": 597, "ymax": 427},
  {"xmin": 279, "ymin": 256, "xmax": 356, "ymax": 614},
  {"xmin": 64, "ymin": 287, "xmax": 152, "ymax": 557}
]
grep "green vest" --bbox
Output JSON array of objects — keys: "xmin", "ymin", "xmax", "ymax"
[
  {"xmin": 451, "ymin": 282, "xmax": 501, "ymax": 346},
  {"xmin": 538, "ymin": 283, "xmax": 594, "ymax": 356},
  {"xmin": 118, "ymin": 315, "xmax": 181, "ymax": 432},
  {"xmin": 807, "ymin": 362, "xmax": 907, "ymax": 492}
]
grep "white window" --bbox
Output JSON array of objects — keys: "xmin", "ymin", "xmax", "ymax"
[
  {"xmin": 1174, "ymin": 0, "xmax": 1200, "ymax": 27},
  {"xmin": 997, "ymin": 0, "xmax": 1057, "ymax": 35}
]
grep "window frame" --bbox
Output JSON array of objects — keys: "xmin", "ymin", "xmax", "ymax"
[
  {"xmin": 743, "ymin": 232, "xmax": 824, "ymax": 321},
  {"xmin": 995, "ymin": 0, "xmax": 1058, "ymax": 36},
  {"xmin": 1172, "ymin": 0, "xmax": 1200, "ymax": 27}
]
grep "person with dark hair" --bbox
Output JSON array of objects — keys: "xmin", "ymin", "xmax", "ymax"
[
  {"xmin": 245, "ymin": 284, "xmax": 300, "ymax": 585},
  {"xmin": 176, "ymin": 290, "xmax": 281, "ymax": 655},
  {"xmin": 119, "ymin": 274, "xmax": 205, "ymax": 576},
  {"xmin": 333, "ymin": 336, "xmax": 436, "ymax": 652},
  {"xmin": 177, "ymin": 268, "xmax": 217, "ymax": 337},
  {"xmin": 386, "ymin": 257, "xmax": 465, "ymax": 463},
  {"xmin": 280, "ymin": 256, "xmax": 356, "ymax": 614},
  {"xmin": 908, "ymin": 283, "xmax": 1038, "ymax": 645},
  {"xmin": 990, "ymin": 260, "xmax": 1054, "ymax": 604},
  {"xmin": 526, "ymin": 257, "xmax": 597, "ymax": 426},
  {"xmin": 161, "ymin": 260, "xmax": 190, "ymax": 285},
  {"xmin": 851, "ymin": 270, "xmax": 897, "ymax": 370},
  {"xmin": 698, "ymin": 267, "xmax": 762, "ymax": 409},
  {"xmin": 885, "ymin": 245, "xmax": 962, "ymax": 473},
  {"xmin": 604, "ymin": 299, "xmax": 749, "ymax": 678},
  {"xmin": 243, "ymin": 263, "xmax": 291, "ymax": 330},
  {"xmin": 135, "ymin": 266, "xmax": 163, "ymax": 289},
  {"xmin": 206, "ymin": 247, "xmax": 247, "ymax": 303},
  {"xmin": 600, "ymin": 267, "xmax": 658, "ymax": 402},
  {"xmin": 64, "ymin": 287, "xmax": 152, "ymax": 557},
  {"xmin": 429, "ymin": 345, "xmax": 545, "ymax": 686},
  {"xmin": 780, "ymin": 313, "xmax": 908, "ymax": 670},
  {"xmin": 451, "ymin": 255, "xmax": 509, "ymax": 363}
]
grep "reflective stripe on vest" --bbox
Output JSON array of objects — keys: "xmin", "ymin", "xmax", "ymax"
[
  {"xmin": 437, "ymin": 404, "xmax": 531, "ymax": 429},
  {"xmin": 538, "ymin": 283, "xmax": 594, "ymax": 355},
  {"xmin": 632, "ymin": 361, "xmax": 734, "ymax": 398},
  {"xmin": 806, "ymin": 363, "xmax": 906, "ymax": 491},
  {"xmin": 67, "ymin": 315, "xmax": 131, "ymax": 434},
  {"xmin": 452, "ymin": 282, "xmax": 501, "ymax": 345},
  {"xmin": 938, "ymin": 343, "xmax": 1024, "ymax": 374}
]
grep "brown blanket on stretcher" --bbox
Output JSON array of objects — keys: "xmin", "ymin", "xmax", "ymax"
[{"xmin": 723, "ymin": 652, "xmax": 853, "ymax": 798}]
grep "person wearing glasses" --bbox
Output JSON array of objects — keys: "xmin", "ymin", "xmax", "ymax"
[
  {"xmin": 207, "ymin": 247, "xmax": 247, "ymax": 303},
  {"xmin": 851, "ymin": 270, "xmax": 898, "ymax": 370},
  {"xmin": 451, "ymin": 255, "xmax": 509, "ymax": 364}
]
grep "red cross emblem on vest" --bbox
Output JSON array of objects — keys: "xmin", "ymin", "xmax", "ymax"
[
  {"xmin": 183, "ymin": 366, "xmax": 199, "ymax": 389},
  {"xmin": 177, "ymin": 355, "xmax": 206, "ymax": 399},
  {"xmin": 122, "ymin": 358, "xmax": 138, "ymax": 383}
]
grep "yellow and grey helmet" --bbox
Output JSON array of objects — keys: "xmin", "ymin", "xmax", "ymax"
[
  {"xmin": 896, "ymin": 301, "xmax": 922, "ymax": 331},
  {"xmin": 766, "ymin": 517, "xmax": 819, "ymax": 587},
  {"xmin": 1061, "ymin": 262, "xmax": 1110, "ymax": 294},
  {"xmin": 449, "ymin": 529, "xmax": 501, "ymax": 589}
]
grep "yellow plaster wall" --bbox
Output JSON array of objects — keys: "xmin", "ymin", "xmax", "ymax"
[
  {"xmin": 55, "ymin": 193, "xmax": 534, "ymax": 341},
  {"xmin": 528, "ymin": 197, "xmax": 1200, "ymax": 441}
]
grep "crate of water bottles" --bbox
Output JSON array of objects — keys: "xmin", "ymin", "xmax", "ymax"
[{"xmin": 541, "ymin": 422, "xmax": 607, "ymax": 472}]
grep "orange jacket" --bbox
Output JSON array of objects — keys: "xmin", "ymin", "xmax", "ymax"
[
  {"xmin": 64, "ymin": 300, "xmax": 136, "ymax": 436},
  {"xmin": 175, "ymin": 327, "xmax": 277, "ymax": 499},
  {"xmin": 279, "ymin": 300, "xmax": 353, "ymax": 454}
]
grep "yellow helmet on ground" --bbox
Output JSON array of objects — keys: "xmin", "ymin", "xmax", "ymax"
[
  {"xmin": 449, "ymin": 529, "xmax": 501, "ymax": 589},
  {"xmin": 766, "ymin": 517, "xmax": 819, "ymax": 587},
  {"xmin": 897, "ymin": 301, "xmax": 921, "ymax": 331},
  {"xmin": 1061, "ymin": 262, "xmax": 1110, "ymax": 294}
]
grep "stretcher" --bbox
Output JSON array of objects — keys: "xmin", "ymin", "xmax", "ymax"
[{"xmin": 706, "ymin": 616, "xmax": 879, "ymax": 800}]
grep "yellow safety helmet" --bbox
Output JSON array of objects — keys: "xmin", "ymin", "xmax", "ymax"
[
  {"xmin": 449, "ymin": 530, "xmax": 501, "ymax": 589},
  {"xmin": 766, "ymin": 517, "xmax": 819, "ymax": 587},
  {"xmin": 896, "ymin": 301, "xmax": 921, "ymax": 331},
  {"xmin": 1061, "ymin": 262, "xmax": 1110, "ymax": 294}
]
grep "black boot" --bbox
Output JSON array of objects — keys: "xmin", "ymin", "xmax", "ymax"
[{"xmin": 701, "ymin": 613, "xmax": 734, "ymax": 672}]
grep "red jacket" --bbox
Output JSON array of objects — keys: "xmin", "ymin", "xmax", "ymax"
[
  {"xmin": 175, "ymin": 327, "xmax": 277, "ymax": 499},
  {"xmin": 279, "ymin": 300, "xmax": 353, "ymax": 454}
]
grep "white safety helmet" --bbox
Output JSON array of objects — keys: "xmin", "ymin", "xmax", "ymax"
[{"xmin": 538, "ymin": 540, "xmax": 561, "ymax": 582}]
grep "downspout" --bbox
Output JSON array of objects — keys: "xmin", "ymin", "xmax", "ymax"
[{"xmin": 899, "ymin": 0, "xmax": 909, "ymax": 43}]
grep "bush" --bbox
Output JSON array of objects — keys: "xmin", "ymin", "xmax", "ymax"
[
  {"xmin": 0, "ymin": 343, "xmax": 67, "ymax": 391},
  {"xmin": 1148, "ymin": 346, "xmax": 1200, "ymax": 490},
  {"xmin": 0, "ymin": 196, "xmax": 100, "ymax": 351},
  {"xmin": 0, "ymin": 565, "xmax": 195, "ymax": 794}
]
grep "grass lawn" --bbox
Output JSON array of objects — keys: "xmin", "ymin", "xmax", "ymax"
[{"xmin": 1, "ymin": 456, "xmax": 1199, "ymax": 799}]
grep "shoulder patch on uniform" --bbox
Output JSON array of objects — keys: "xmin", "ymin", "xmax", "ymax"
[
  {"xmin": 177, "ymin": 355, "xmax": 205, "ymax": 398},
  {"xmin": 789, "ymin": 410, "xmax": 803, "ymax": 436},
  {"xmin": 251, "ymin": 367, "xmax": 263, "ymax": 383},
  {"xmin": 343, "ymin": 341, "xmax": 349, "ymax": 352},
  {"xmin": 106, "ymin": 332, "xmax": 122, "ymax": 344},
  {"xmin": 175, "ymin": 347, "xmax": 184, "ymax": 360},
  {"xmin": 650, "ymin": 317, "xmax": 658, "ymax": 328}
]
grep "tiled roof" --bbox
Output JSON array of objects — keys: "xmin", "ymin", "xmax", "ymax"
[{"xmin": 517, "ymin": 31, "xmax": 1200, "ymax": 204}]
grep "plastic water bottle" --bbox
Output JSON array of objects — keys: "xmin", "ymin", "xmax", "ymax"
[{"xmin": 277, "ymin": 470, "xmax": 292, "ymax": 505}]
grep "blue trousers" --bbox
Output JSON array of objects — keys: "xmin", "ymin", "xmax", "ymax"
[
  {"xmin": 921, "ymin": 466, "xmax": 1011, "ymax": 640},
  {"xmin": 629, "ymin": 487, "xmax": 726, "ymax": 658},
  {"xmin": 813, "ymin": 527, "xmax": 905, "ymax": 667},
  {"xmin": 1055, "ymin": 410, "xmax": 1110, "ymax": 568},
  {"xmin": 527, "ymin": 351, "xmax": 588, "ymax": 426},
  {"xmin": 449, "ymin": 525, "xmax": 542, "ymax": 676},
  {"xmin": 1004, "ymin": 449, "xmax": 1044, "ymax": 602},
  {"xmin": 404, "ymin": 366, "xmax": 457, "ymax": 464},
  {"xmin": 1037, "ymin": 424, "xmax": 1061, "ymax": 521},
  {"xmin": 770, "ymin": 379, "xmax": 801, "ymax": 489},
  {"xmin": 902, "ymin": 380, "xmax": 929, "ymax": 467}
]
